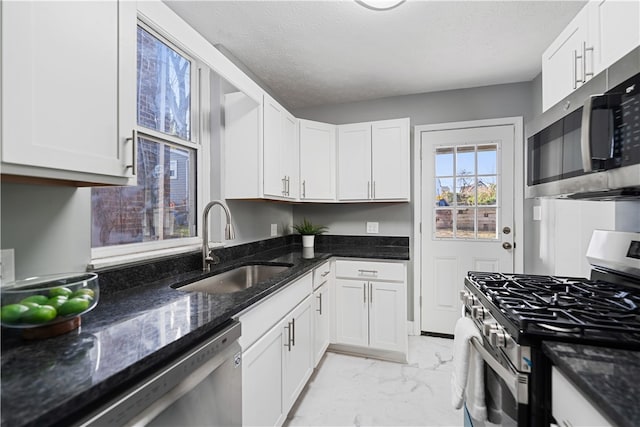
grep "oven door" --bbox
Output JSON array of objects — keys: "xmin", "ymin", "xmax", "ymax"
[{"xmin": 464, "ymin": 337, "xmax": 529, "ymax": 427}]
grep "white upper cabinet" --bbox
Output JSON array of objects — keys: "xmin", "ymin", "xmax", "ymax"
[
  {"xmin": 299, "ymin": 119, "xmax": 336, "ymax": 200},
  {"xmin": 337, "ymin": 123, "xmax": 372, "ymax": 200},
  {"xmin": 542, "ymin": 7, "xmax": 590, "ymax": 112},
  {"xmin": 1, "ymin": 0, "xmax": 137, "ymax": 186},
  {"xmin": 337, "ymin": 118, "xmax": 410, "ymax": 201},
  {"xmin": 263, "ymin": 94, "xmax": 298, "ymax": 200},
  {"xmin": 589, "ymin": 0, "xmax": 640, "ymax": 74},
  {"xmin": 542, "ymin": 0, "xmax": 640, "ymax": 111}
]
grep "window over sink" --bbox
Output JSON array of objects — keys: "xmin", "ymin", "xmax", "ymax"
[{"xmin": 91, "ymin": 23, "xmax": 199, "ymax": 251}]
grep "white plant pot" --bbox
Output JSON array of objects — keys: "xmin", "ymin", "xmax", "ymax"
[{"xmin": 302, "ymin": 234, "xmax": 315, "ymax": 248}]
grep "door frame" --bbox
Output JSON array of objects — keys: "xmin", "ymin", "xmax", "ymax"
[{"xmin": 411, "ymin": 117, "xmax": 524, "ymax": 335}]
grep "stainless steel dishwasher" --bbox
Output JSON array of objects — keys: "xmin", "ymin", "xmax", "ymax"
[{"xmin": 78, "ymin": 320, "xmax": 242, "ymax": 427}]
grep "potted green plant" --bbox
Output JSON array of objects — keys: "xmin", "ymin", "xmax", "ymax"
[{"xmin": 293, "ymin": 218, "xmax": 328, "ymax": 248}]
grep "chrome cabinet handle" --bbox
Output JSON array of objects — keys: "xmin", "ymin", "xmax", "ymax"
[
  {"xmin": 583, "ymin": 41, "xmax": 593, "ymax": 82},
  {"xmin": 574, "ymin": 48, "xmax": 584, "ymax": 88},
  {"xmin": 286, "ymin": 176, "xmax": 290, "ymax": 196},
  {"xmin": 369, "ymin": 283, "xmax": 372, "ymax": 304},
  {"xmin": 281, "ymin": 176, "xmax": 286, "ymax": 195},
  {"xmin": 284, "ymin": 322, "xmax": 292, "ymax": 351},
  {"xmin": 358, "ymin": 269, "xmax": 378, "ymax": 275},
  {"xmin": 291, "ymin": 317, "xmax": 295, "ymax": 347},
  {"xmin": 125, "ymin": 129, "xmax": 137, "ymax": 175},
  {"xmin": 321, "ymin": 270, "xmax": 330, "ymax": 277},
  {"xmin": 302, "ymin": 180, "xmax": 306, "ymax": 198},
  {"xmin": 367, "ymin": 181, "xmax": 371, "ymax": 199},
  {"xmin": 317, "ymin": 292, "xmax": 322, "ymax": 314},
  {"xmin": 363, "ymin": 283, "xmax": 367, "ymax": 303},
  {"xmin": 373, "ymin": 181, "xmax": 376, "ymax": 199}
]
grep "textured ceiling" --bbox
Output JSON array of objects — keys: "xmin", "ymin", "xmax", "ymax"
[{"xmin": 164, "ymin": 0, "xmax": 587, "ymax": 110}]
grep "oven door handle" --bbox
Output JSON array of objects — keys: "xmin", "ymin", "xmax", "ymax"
[{"xmin": 470, "ymin": 337, "xmax": 529, "ymax": 405}]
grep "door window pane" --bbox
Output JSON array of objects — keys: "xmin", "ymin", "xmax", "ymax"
[
  {"xmin": 435, "ymin": 177, "xmax": 453, "ymax": 206},
  {"xmin": 477, "ymin": 145, "xmax": 497, "ymax": 175},
  {"xmin": 435, "ymin": 147, "xmax": 454, "ymax": 176},
  {"xmin": 433, "ymin": 143, "xmax": 500, "ymax": 240},
  {"xmin": 477, "ymin": 176, "xmax": 497, "ymax": 206},
  {"xmin": 137, "ymin": 26, "xmax": 191, "ymax": 140},
  {"xmin": 435, "ymin": 209, "xmax": 453, "ymax": 238},
  {"xmin": 456, "ymin": 146, "xmax": 475, "ymax": 175},
  {"xmin": 456, "ymin": 177, "xmax": 476, "ymax": 206},
  {"xmin": 478, "ymin": 208, "xmax": 498, "ymax": 240},
  {"xmin": 455, "ymin": 208, "xmax": 475, "ymax": 239}
]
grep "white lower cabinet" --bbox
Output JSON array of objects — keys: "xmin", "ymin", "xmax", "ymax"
[
  {"xmin": 282, "ymin": 297, "xmax": 313, "ymax": 413},
  {"xmin": 334, "ymin": 259, "xmax": 407, "ymax": 354},
  {"xmin": 239, "ymin": 273, "xmax": 313, "ymax": 427},
  {"xmin": 313, "ymin": 281, "xmax": 331, "ymax": 367},
  {"xmin": 552, "ymin": 366, "xmax": 611, "ymax": 427},
  {"xmin": 242, "ymin": 320, "xmax": 286, "ymax": 427}
]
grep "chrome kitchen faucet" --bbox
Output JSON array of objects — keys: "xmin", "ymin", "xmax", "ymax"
[{"xmin": 202, "ymin": 200, "xmax": 235, "ymax": 271}]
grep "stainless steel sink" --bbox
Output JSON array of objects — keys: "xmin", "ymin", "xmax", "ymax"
[{"xmin": 175, "ymin": 264, "xmax": 292, "ymax": 294}]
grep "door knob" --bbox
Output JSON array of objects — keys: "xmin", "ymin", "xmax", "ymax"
[
  {"xmin": 502, "ymin": 226, "xmax": 511, "ymax": 235},
  {"xmin": 502, "ymin": 242, "xmax": 512, "ymax": 250}
]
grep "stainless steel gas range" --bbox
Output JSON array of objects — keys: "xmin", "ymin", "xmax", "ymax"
[{"xmin": 460, "ymin": 230, "xmax": 640, "ymax": 427}]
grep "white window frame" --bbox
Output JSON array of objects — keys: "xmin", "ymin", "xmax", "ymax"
[{"xmin": 90, "ymin": 19, "xmax": 210, "ymax": 267}]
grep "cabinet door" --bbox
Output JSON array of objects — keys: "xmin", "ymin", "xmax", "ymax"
[
  {"xmin": 313, "ymin": 282, "xmax": 331, "ymax": 367},
  {"xmin": 242, "ymin": 320, "xmax": 285, "ymax": 427},
  {"xmin": 542, "ymin": 7, "xmax": 589, "ymax": 111},
  {"xmin": 1, "ymin": 0, "xmax": 136, "ymax": 185},
  {"xmin": 368, "ymin": 282, "xmax": 406, "ymax": 352},
  {"xmin": 282, "ymin": 296, "xmax": 313, "ymax": 414},
  {"xmin": 337, "ymin": 123, "xmax": 372, "ymax": 200},
  {"xmin": 282, "ymin": 112, "xmax": 299, "ymax": 199},
  {"xmin": 371, "ymin": 119, "xmax": 410, "ymax": 200},
  {"xmin": 299, "ymin": 119, "xmax": 336, "ymax": 200},
  {"xmin": 589, "ymin": 0, "xmax": 640, "ymax": 75},
  {"xmin": 334, "ymin": 279, "xmax": 369, "ymax": 347},
  {"xmin": 263, "ymin": 95, "xmax": 285, "ymax": 197}
]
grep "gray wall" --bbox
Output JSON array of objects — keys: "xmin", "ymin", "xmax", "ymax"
[{"xmin": 1, "ymin": 183, "xmax": 91, "ymax": 278}]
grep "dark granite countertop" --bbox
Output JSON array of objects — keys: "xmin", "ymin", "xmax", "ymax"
[
  {"xmin": 543, "ymin": 341, "xmax": 640, "ymax": 427},
  {"xmin": 1, "ymin": 235, "xmax": 409, "ymax": 427}
]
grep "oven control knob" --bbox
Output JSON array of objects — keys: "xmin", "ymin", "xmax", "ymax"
[
  {"xmin": 459, "ymin": 290, "xmax": 469, "ymax": 303},
  {"xmin": 472, "ymin": 306, "xmax": 488, "ymax": 320},
  {"xmin": 490, "ymin": 328, "xmax": 510, "ymax": 348},
  {"xmin": 482, "ymin": 320, "xmax": 498, "ymax": 336}
]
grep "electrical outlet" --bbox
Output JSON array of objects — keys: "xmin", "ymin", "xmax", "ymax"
[
  {"xmin": 270, "ymin": 224, "xmax": 278, "ymax": 236},
  {"xmin": 533, "ymin": 206, "xmax": 542, "ymax": 221},
  {"xmin": 366, "ymin": 222, "xmax": 379, "ymax": 234}
]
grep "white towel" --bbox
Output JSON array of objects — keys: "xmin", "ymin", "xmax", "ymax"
[{"xmin": 451, "ymin": 316, "xmax": 487, "ymax": 421}]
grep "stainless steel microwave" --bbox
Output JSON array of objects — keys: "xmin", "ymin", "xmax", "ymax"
[{"xmin": 526, "ymin": 64, "xmax": 640, "ymax": 200}]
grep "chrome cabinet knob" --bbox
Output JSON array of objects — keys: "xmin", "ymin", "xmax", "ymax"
[{"xmin": 490, "ymin": 328, "xmax": 510, "ymax": 348}]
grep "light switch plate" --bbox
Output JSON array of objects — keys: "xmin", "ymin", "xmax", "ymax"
[
  {"xmin": 270, "ymin": 224, "xmax": 278, "ymax": 237},
  {"xmin": 366, "ymin": 222, "xmax": 379, "ymax": 234}
]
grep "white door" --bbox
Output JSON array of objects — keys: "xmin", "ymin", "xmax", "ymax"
[
  {"xmin": 263, "ymin": 95, "xmax": 285, "ymax": 198},
  {"xmin": 371, "ymin": 118, "xmax": 410, "ymax": 200},
  {"xmin": 282, "ymin": 297, "xmax": 313, "ymax": 414},
  {"xmin": 337, "ymin": 123, "xmax": 371, "ymax": 200},
  {"xmin": 334, "ymin": 279, "xmax": 369, "ymax": 347},
  {"xmin": 299, "ymin": 119, "xmax": 336, "ymax": 200},
  {"xmin": 420, "ymin": 125, "xmax": 515, "ymax": 335},
  {"xmin": 313, "ymin": 282, "xmax": 330, "ymax": 366},
  {"xmin": 368, "ymin": 282, "xmax": 405, "ymax": 352},
  {"xmin": 242, "ymin": 320, "xmax": 285, "ymax": 427}
]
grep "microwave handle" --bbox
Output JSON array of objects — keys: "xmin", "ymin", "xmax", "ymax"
[{"xmin": 581, "ymin": 95, "xmax": 595, "ymax": 173}]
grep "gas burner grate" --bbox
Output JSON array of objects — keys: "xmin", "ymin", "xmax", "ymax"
[{"xmin": 466, "ymin": 271, "xmax": 640, "ymax": 340}]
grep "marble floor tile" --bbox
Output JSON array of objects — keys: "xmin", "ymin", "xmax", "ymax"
[{"xmin": 285, "ymin": 335, "xmax": 463, "ymax": 427}]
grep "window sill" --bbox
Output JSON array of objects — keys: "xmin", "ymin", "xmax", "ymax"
[{"xmin": 88, "ymin": 242, "xmax": 224, "ymax": 271}]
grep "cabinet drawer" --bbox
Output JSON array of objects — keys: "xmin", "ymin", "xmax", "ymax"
[
  {"xmin": 552, "ymin": 366, "xmax": 611, "ymax": 427},
  {"xmin": 238, "ymin": 273, "xmax": 313, "ymax": 350},
  {"xmin": 335, "ymin": 260, "xmax": 405, "ymax": 282},
  {"xmin": 313, "ymin": 261, "xmax": 332, "ymax": 289}
]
